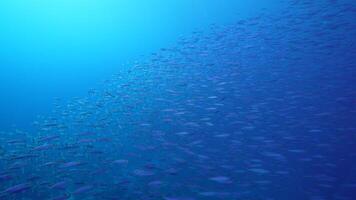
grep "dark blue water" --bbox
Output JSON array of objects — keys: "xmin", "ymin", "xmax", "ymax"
[{"xmin": 0, "ymin": 0, "xmax": 355, "ymax": 199}]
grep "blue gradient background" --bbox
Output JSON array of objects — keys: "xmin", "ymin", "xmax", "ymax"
[{"xmin": 0, "ymin": 0, "xmax": 280, "ymax": 131}]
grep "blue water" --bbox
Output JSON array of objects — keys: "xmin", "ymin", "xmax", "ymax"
[
  {"xmin": 0, "ymin": 0, "xmax": 279, "ymax": 131},
  {"xmin": 0, "ymin": 0, "xmax": 355, "ymax": 199}
]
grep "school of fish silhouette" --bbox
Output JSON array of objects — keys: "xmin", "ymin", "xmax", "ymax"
[{"xmin": 0, "ymin": 0, "xmax": 355, "ymax": 200}]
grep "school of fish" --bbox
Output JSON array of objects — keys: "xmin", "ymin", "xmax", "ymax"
[{"xmin": 0, "ymin": 0, "xmax": 355, "ymax": 199}]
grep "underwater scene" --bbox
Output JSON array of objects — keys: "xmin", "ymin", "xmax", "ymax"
[{"xmin": 0, "ymin": 0, "xmax": 356, "ymax": 199}]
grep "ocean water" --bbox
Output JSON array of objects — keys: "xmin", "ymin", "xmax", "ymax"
[{"xmin": 0, "ymin": 0, "xmax": 355, "ymax": 200}]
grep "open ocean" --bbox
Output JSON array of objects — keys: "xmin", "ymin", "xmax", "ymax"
[{"xmin": 0, "ymin": 0, "xmax": 355, "ymax": 199}]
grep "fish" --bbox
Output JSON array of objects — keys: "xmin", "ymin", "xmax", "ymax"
[
  {"xmin": 1, "ymin": 183, "xmax": 31, "ymax": 195},
  {"xmin": 209, "ymin": 176, "xmax": 232, "ymax": 184},
  {"xmin": 73, "ymin": 185, "xmax": 93, "ymax": 195},
  {"xmin": 50, "ymin": 181, "xmax": 68, "ymax": 190}
]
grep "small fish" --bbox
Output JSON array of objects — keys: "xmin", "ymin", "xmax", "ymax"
[
  {"xmin": 113, "ymin": 159, "xmax": 129, "ymax": 164},
  {"xmin": 209, "ymin": 176, "xmax": 232, "ymax": 184},
  {"xmin": 133, "ymin": 169, "xmax": 154, "ymax": 176},
  {"xmin": 50, "ymin": 181, "xmax": 67, "ymax": 190},
  {"xmin": 73, "ymin": 185, "xmax": 93, "ymax": 195},
  {"xmin": 2, "ymin": 183, "xmax": 31, "ymax": 194},
  {"xmin": 60, "ymin": 161, "xmax": 83, "ymax": 169}
]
